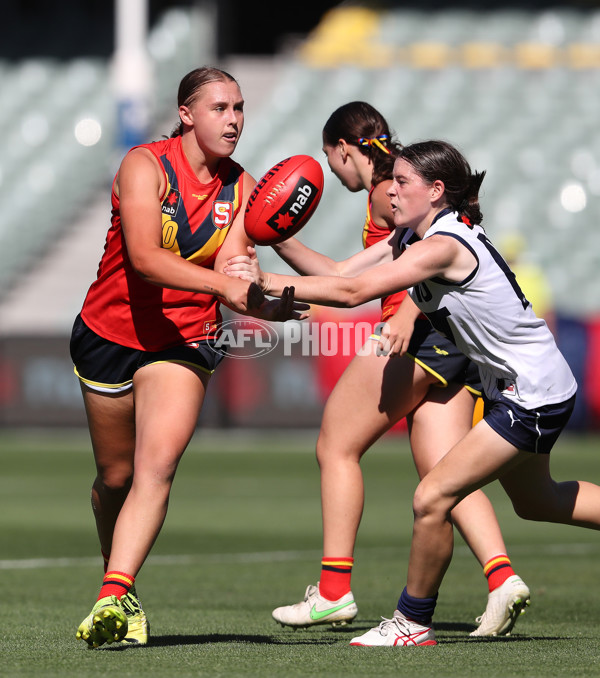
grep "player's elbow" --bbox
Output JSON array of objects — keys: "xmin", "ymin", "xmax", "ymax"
[
  {"xmin": 346, "ymin": 291, "xmax": 368, "ymax": 308},
  {"xmin": 331, "ymin": 260, "xmax": 348, "ymax": 277},
  {"xmin": 130, "ymin": 258, "xmax": 151, "ymax": 281},
  {"xmin": 129, "ymin": 252, "xmax": 161, "ymax": 285},
  {"xmin": 339, "ymin": 281, "xmax": 368, "ymax": 308}
]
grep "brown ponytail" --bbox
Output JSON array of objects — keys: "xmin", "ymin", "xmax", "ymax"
[{"xmin": 322, "ymin": 101, "xmax": 403, "ymax": 187}]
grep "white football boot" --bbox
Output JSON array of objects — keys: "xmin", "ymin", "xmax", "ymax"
[
  {"xmin": 350, "ymin": 610, "xmax": 436, "ymax": 647},
  {"xmin": 470, "ymin": 575, "xmax": 531, "ymax": 637},
  {"xmin": 272, "ymin": 583, "xmax": 358, "ymax": 628}
]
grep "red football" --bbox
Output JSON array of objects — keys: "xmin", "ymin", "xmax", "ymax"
[{"xmin": 244, "ymin": 154, "xmax": 324, "ymax": 245}]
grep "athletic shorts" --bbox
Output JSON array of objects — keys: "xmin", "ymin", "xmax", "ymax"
[
  {"xmin": 70, "ymin": 314, "xmax": 225, "ymax": 394},
  {"xmin": 371, "ymin": 318, "xmax": 482, "ymax": 395},
  {"xmin": 483, "ymin": 394, "xmax": 576, "ymax": 454}
]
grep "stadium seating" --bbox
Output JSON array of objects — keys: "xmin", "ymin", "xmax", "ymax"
[
  {"xmin": 1, "ymin": 5, "xmax": 599, "ymax": 320},
  {"xmin": 0, "ymin": 7, "xmax": 204, "ymax": 296},
  {"xmin": 234, "ymin": 6, "xmax": 600, "ymax": 317}
]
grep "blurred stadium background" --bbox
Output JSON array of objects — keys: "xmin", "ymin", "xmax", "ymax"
[{"xmin": 1, "ymin": 0, "xmax": 600, "ymax": 431}]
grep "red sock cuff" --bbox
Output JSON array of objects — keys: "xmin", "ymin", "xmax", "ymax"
[
  {"xmin": 483, "ymin": 555, "xmax": 515, "ymax": 592},
  {"xmin": 97, "ymin": 570, "xmax": 135, "ymax": 601},
  {"xmin": 319, "ymin": 557, "xmax": 354, "ymax": 601}
]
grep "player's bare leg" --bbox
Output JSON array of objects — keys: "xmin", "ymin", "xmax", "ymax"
[
  {"xmin": 408, "ymin": 389, "xmax": 531, "ymax": 637},
  {"xmin": 501, "ymin": 453, "xmax": 600, "ymax": 528},
  {"xmin": 81, "ymin": 384, "xmax": 136, "ymax": 557},
  {"xmin": 407, "ymin": 424, "xmax": 527, "ymax": 599},
  {"xmin": 336, "ymin": 424, "xmax": 530, "ymax": 646},
  {"xmin": 318, "ymin": 350, "xmax": 434, "ymax": 557},
  {"xmin": 78, "ymin": 384, "xmax": 138, "ymax": 647},
  {"xmin": 409, "ymin": 386, "xmax": 509, "ymax": 565},
  {"xmin": 107, "ymin": 362, "xmax": 209, "ymax": 576},
  {"xmin": 77, "ymin": 362, "xmax": 209, "ymax": 647},
  {"xmin": 271, "ymin": 348, "xmax": 434, "ymax": 628}
]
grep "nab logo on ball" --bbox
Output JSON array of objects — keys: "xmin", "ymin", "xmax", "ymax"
[
  {"xmin": 244, "ymin": 154, "xmax": 324, "ymax": 246},
  {"xmin": 265, "ymin": 176, "xmax": 319, "ymax": 239}
]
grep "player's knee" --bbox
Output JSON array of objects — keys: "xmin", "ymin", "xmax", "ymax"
[
  {"xmin": 413, "ymin": 478, "xmax": 446, "ymax": 520},
  {"xmin": 133, "ymin": 455, "xmax": 180, "ymax": 488},
  {"xmin": 315, "ymin": 432, "xmax": 355, "ymax": 468},
  {"xmin": 315, "ymin": 433, "xmax": 327, "ymax": 468},
  {"xmin": 94, "ymin": 467, "xmax": 133, "ymax": 494}
]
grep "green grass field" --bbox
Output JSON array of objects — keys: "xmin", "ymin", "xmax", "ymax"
[{"xmin": 2, "ymin": 429, "xmax": 600, "ymax": 677}]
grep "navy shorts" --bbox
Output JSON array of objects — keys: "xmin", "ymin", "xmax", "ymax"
[
  {"xmin": 371, "ymin": 318, "xmax": 482, "ymax": 395},
  {"xmin": 483, "ymin": 394, "xmax": 576, "ymax": 454},
  {"xmin": 70, "ymin": 314, "xmax": 225, "ymax": 393}
]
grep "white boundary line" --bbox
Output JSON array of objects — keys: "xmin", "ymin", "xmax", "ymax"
[
  {"xmin": 1, "ymin": 543, "xmax": 598, "ymax": 570},
  {"xmin": 0, "ymin": 550, "xmax": 323, "ymax": 571}
]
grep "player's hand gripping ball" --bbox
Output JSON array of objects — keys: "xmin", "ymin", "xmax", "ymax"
[{"xmin": 244, "ymin": 155, "xmax": 324, "ymax": 245}]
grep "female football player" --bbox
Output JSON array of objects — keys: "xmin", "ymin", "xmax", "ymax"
[
  {"xmin": 230, "ymin": 139, "xmax": 598, "ymax": 647},
  {"xmin": 70, "ymin": 66, "xmax": 304, "ymax": 648},
  {"xmin": 225, "ymin": 103, "xmax": 529, "ymax": 637}
]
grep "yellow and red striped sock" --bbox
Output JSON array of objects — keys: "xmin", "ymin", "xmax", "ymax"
[
  {"xmin": 97, "ymin": 571, "xmax": 135, "ymax": 601},
  {"xmin": 318, "ymin": 557, "xmax": 354, "ymax": 601},
  {"xmin": 483, "ymin": 554, "xmax": 515, "ymax": 592}
]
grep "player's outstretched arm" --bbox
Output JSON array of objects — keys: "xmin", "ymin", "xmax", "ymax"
[
  {"xmin": 261, "ymin": 237, "xmax": 454, "ymax": 308},
  {"xmin": 225, "ymin": 229, "xmax": 398, "ymax": 289},
  {"xmin": 273, "ymin": 230, "xmax": 398, "ymax": 278},
  {"xmin": 272, "ymin": 238, "xmax": 339, "ymax": 276}
]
